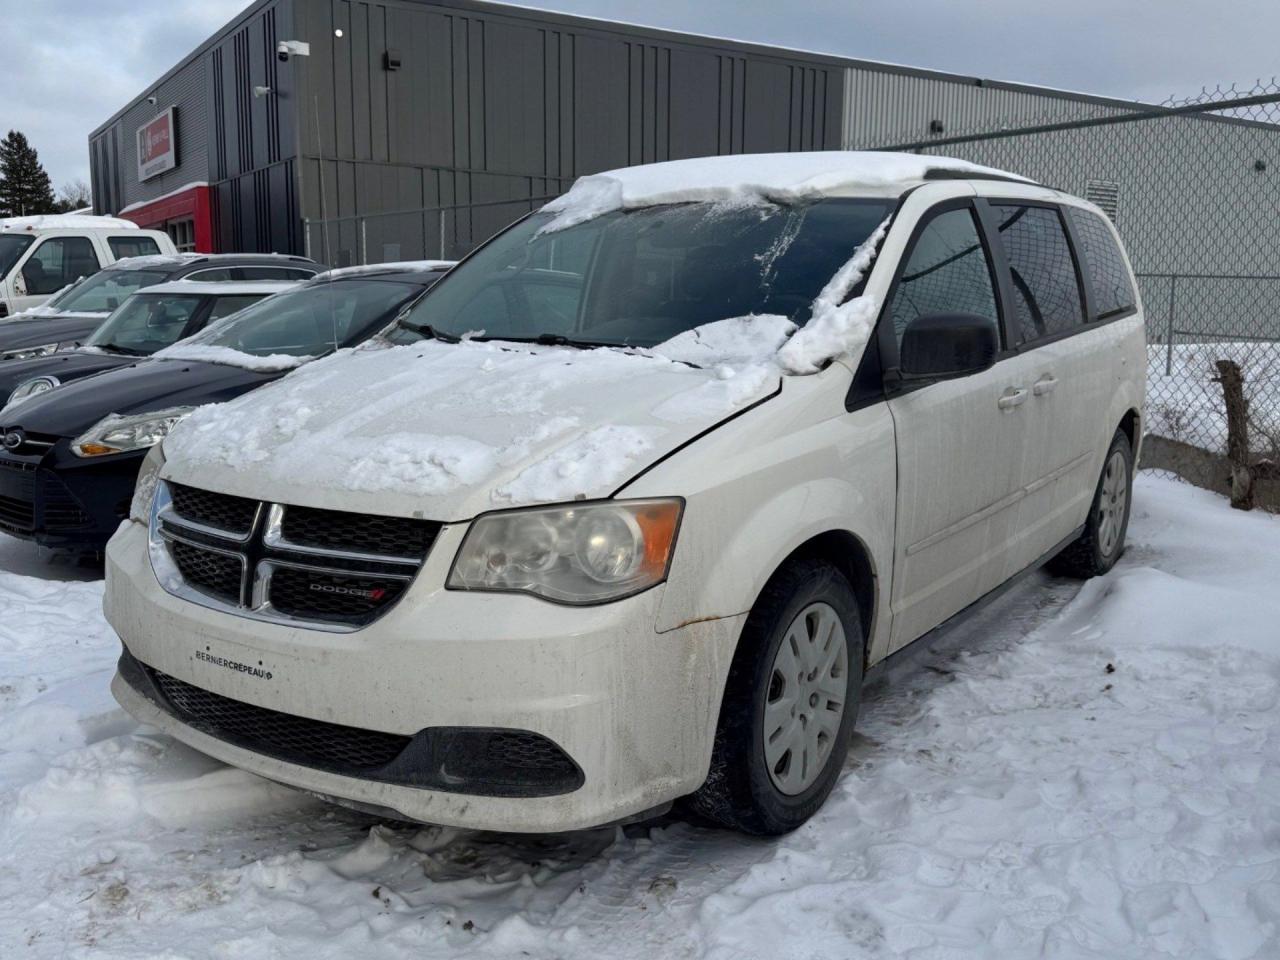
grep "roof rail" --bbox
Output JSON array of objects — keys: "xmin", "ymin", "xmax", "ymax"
[{"xmin": 922, "ymin": 168, "xmax": 1041, "ymax": 185}]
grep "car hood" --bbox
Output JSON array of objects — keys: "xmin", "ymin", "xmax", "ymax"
[
  {"xmin": 0, "ymin": 315, "xmax": 104, "ymax": 351},
  {"xmin": 0, "ymin": 358, "xmax": 279, "ymax": 437},
  {"xmin": 161, "ymin": 338, "xmax": 783, "ymax": 521},
  {"xmin": 0, "ymin": 351, "xmax": 132, "ymax": 401}
]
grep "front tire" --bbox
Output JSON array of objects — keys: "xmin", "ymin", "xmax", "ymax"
[
  {"xmin": 688, "ymin": 558, "xmax": 864, "ymax": 836},
  {"xmin": 1049, "ymin": 428, "xmax": 1134, "ymax": 578}
]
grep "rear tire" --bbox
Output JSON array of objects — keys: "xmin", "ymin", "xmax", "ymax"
[
  {"xmin": 687, "ymin": 558, "xmax": 864, "ymax": 836},
  {"xmin": 1049, "ymin": 428, "xmax": 1133, "ymax": 578}
]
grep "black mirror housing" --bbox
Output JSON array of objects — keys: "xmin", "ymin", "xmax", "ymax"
[{"xmin": 899, "ymin": 312, "xmax": 999, "ymax": 381}]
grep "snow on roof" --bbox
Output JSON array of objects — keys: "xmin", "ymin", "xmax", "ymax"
[
  {"xmin": 136, "ymin": 279, "xmax": 298, "ymax": 296},
  {"xmin": 310, "ymin": 260, "xmax": 456, "ymax": 282},
  {"xmin": 0, "ymin": 213, "xmax": 140, "ymax": 232},
  {"xmin": 103, "ymin": 253, "xmax": 205, "ymax": 271},
  {"xmin": 541, "ymin": 151, "xmax": 1032, "ymax": 230}
]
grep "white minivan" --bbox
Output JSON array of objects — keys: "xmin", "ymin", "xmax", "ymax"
[
  {"xmin": 0, "ymin": 214, "xmax": 175, "ymax": 316},
  {"xmin": 105, "ymin": 153, "xmax": 1145, "ymax": 836}
]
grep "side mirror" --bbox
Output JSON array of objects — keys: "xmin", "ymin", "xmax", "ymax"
[{"xmin": 898, "ymin": 312, "xmax": 999, "ymax": 381}]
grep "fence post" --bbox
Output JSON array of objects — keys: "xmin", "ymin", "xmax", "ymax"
[
  {"xmin": 1164, "ymin": 275, "xmax": 1176, "ymax": 376},
  {"xmin": 302, "ymin": 219, "xmax": 312, "ymax": 260},
  {"xmin": 439, "ymin": 209, "xmax": 447, "ymax": 259},
  {"xmin": 1214, "ymin": 359, "xmax": 1255, "ymax": 510},
  {"xmin": 359, "ymin": 218, "xmax": 368, "ymax": 265}
]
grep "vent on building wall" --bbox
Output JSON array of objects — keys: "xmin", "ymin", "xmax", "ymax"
[{"xmin": 1085, "ymin": 179, "xmax": 1120, "ymax": 221}]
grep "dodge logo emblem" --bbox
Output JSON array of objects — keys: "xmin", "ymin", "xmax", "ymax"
[{"xmin": 2, "ymin": 431, "xmax": 21, "ymax": 451}]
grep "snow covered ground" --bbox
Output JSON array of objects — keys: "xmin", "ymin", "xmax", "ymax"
[{"xmin": 1, "ymin": 474, "xmax": 1278, "ymax": 959}]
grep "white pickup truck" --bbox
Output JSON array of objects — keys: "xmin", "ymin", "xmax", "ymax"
[{"xmin": 0, "ymin": 214, "xmax": 176, "ymax": 316}]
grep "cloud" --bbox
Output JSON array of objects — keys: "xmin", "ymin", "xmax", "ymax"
[
  {"xmin": 12, "ymin": 0, "xmax": 1279, "ymax": 198},
  {"xmin": 5, "ymin": 0, "xmax": 249, "ymax": 191}
]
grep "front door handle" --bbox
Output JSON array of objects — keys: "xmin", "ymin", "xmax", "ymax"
[
  {"xmin": 998, "ymin": 387, "xmax": 1029, "ymax": 410},
  {"xmin": 1033, "ymin": 375, "xmax": 1058, "ymax": 396}
]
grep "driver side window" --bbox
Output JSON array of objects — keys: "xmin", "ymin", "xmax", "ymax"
[{"xmin": 889, "ymin": 207, "xmax": 1000, "ymax": 351}]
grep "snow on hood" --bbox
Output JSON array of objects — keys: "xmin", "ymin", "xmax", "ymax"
[
  {"xmin": 541, "ymin": 151, "xmax": 1030, "ymax": 231},
  {"xmin": 150, "ymin": 343, "xmax": 312, "ymax": 372},
  {"xmin": 161, "ymin": 338, "xmax": 783, "ymax": 519}
]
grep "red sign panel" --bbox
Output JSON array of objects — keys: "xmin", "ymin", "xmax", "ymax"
[{"xmin": 136, "ymin": 107, "xmax": 177, "ymax": 181}]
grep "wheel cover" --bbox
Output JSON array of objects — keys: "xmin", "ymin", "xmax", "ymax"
[
  {"xmin": 763, "ymin": 601, "xmax": 849, "ymax": 796},
  {"xmin": 1097, "ymin": 449, "xmax": 1129, "ymax": 558}
]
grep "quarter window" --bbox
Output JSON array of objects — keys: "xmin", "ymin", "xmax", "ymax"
[
  {"xmin": 1067, "ymin": 207, "xmax": 1137, "ymax": 319},
  {"xmin": 991, "ymin": 204, "xmax": 1086, "ymax": 343},
  {"xmin": 108, "ymin": 236, "xmax": 162, "ymax": 259},
  {"xmin": 888, "ymin": 207, "xmax": 1000, "ymax": 350}
]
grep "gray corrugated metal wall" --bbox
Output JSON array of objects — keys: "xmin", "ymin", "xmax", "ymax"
[{"xmin": 295, "ymin": 0, "xmax": 843, "ymax": 264}]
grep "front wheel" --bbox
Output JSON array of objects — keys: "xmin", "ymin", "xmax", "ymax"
[
  {"xmin": 1049, "ymin": 428, "xmax": 1134, "ymax": 578},
  {"xmin": 687, "ymin": 558, "xmax": 864, "ymax": 836}
]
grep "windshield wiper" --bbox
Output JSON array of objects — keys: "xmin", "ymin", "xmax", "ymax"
[
  {"xmin": 93, "ymin": 343, "xmax": 147, "ymax": 356},
  {"xmin": 396, "ymin": 320, "xmax": 461, "ymax": 343},
  {"xmin": 476, "ymin": 332, "xmax": 618, "ymax": 350}
]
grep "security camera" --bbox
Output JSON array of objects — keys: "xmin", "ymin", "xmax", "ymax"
[
  {"xmin": 146, "ymin": 95, "xmax": 158, "ymax": 105},
  {"xmin": 276, "ymin": 40, "xmax": 311, "ymax": 62}
]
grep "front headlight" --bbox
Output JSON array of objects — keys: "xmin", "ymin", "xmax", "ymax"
[
  {"xmin": 0, "ymin": 375, "xmax": 60, "ymax": 417},
  {"xmin": 448, "ymin": 499, "xmax": 683, "ymax": 604},
  {"xmin": 1, "ymin": 341, "xmax": 59, "ymax": 361},
  {"xmin": 130, "ymin": 442, "xmax": 167, "ymax": 522},
  {"xmin": 72, "ymin": 406, "xmax": 196, "ymax": 458}
]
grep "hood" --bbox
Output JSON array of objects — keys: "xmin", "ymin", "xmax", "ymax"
[
  {"xmin": 0, "ymin": 351, "xmax": 131, "ymax": 400},
  {"xmin": 0, "ymin": 358, "xmax": 278, "ymax": 438},
  {"xmin": 162, "ymin": 338, "xmax": 783, "ymax": 521},
  {"xmin": 0, "ymin": 315, "xmax": 104, "ymax": 351}
]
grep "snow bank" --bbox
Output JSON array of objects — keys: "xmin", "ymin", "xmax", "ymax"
[
  {"xmin": 152, "ymin": 343, "xmax": 312, "ymax": 372},
  {"xmin": 0, "ymin": 213, "xmax": 139, "ymax": 232},
  {"xmin": 541, "ymin": 151, "xmax": 1030, "ymax": 231},
  {"xmin": 4, "ymin": 477, "xmax": 1280, "ymax": 958}
]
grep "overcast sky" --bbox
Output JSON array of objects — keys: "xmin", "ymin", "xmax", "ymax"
[{"xmin": 6, "ymin": 0, "xmax": 1280, "ymax": 194}]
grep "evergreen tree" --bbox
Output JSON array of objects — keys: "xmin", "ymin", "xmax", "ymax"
[{"xmin": 0, "ymin": 131, "xmax": 57, "ymax": 218}]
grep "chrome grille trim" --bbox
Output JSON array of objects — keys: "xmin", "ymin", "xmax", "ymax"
[{"xmin": 149, "ymin": 481, "xmax": 436, "ymax": 632}]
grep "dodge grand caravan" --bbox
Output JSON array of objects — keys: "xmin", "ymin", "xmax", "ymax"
[{"xmin": 105, "ymin": 153, "xmax": 1145, "ymax": 836}]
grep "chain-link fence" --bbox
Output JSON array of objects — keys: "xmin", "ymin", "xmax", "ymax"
[{"xmin": 857, "ymin": 80, "xmax": 1280, "ymax": 491}]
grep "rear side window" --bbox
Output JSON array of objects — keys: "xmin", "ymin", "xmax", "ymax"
[
  {"xmin": 991, "ymin": 204, "xmax": 1085, "ymax": 343},
  {"xmin": 108, "ymin": 236, "xmax": 162, "ymax": 259},
  {"xmin": 1067, "ymin": 208, "xmax": 1137, "ymax": 319},
  {"xmin": 205, "ymin": 294, "xmax": 268, "ymax": 322},
  {"xmin": 238, "ymin": 266, "xmax": 317, "ymax": 280},
  {"xmin": 888, "ymin": 207, "xmax": 1000, "ymax": 349}
]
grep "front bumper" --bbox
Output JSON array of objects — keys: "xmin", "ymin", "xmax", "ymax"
[
  {"xmin": 0, "ymin": 443, "xmax": 143, "ymax": 550},
  {"xmin": 106, "ymin": 519, "xmax": 744, "ymax": 833}
]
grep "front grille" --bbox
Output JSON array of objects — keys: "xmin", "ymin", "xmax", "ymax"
[
  {"xmin": 268, "ymin": 567, "xmax": 408, "ymax": 624},
  {"xmin": 169, "ymin": 538, "xmax": 243, "ymax": 604},
  {"xmin": 119, "ymin": 649, "xmax": 585, "ymax": 798},
  {"xmin": 42, "ymin": 473, "xmax": 91, "ymax": 530},
  {"xmin": 0, "ymin": 493, "xmax": 34, "ymax": 533},
  {"xmin": 169, "ymin": 482, "xmax": 258, "ymax": 535},
  {"xmin": 0, "ymin": 459, "xmax": 89, "ymax": 535},
  {"xmin": 281, "ymin": 504, "xmax": 436, "ymax": 558},
  {"xmin": 150, "ymin": 667, "xmax": 412, "ymax": 770},
  {"xmin": 156, "ymin": 481, "xmax": 439, "ymax": 629}
]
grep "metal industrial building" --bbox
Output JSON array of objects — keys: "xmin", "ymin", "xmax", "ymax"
[{"xmin": 90, "ymin": 0, "xmax": 1280, "ymax": 300}]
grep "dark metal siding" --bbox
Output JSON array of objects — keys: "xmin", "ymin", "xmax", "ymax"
[{"xmin": 295, "ymin": 0, "xmax": 844, "ymax": 263}]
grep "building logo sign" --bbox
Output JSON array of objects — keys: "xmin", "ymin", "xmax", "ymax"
[{"xmin": 136, "ymin": 107, "xmax": 177, "ymax": 182}]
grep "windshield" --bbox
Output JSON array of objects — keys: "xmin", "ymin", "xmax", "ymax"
[
  {"xmin": 84, "ymin": 293, "xmax": 206, "ymax": 355},
  {"xmin": 179, "ymin": 279, "xmax": 422, "ymax": 358},
  {"xmin": 0, "ymin": 235, "xmax": 34, "ymax": 279},
  {"xmin": 44, "ymin": 268, "xmax": 170, "ymax": 314},
  {"xmin": 393, "ymin": 198, "xmax": 893, "ymax": 348}
]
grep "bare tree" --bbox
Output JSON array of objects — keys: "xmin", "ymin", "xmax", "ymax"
[{"xmin": 55, "ymin": 177, "xmax": 92, "ymax": 213}]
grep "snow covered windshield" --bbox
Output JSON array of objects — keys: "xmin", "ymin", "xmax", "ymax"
[
  {"xmin": 393, "ymin": 199, "xmax": 893, "ymax": 348},
  {"xmin": 0, "ymin": 235, "xmax": 33, "ymax": 278},
  {"xmin": 45, "ymin": 268, "xmax": 170, "ymax": 314},
  {"xmin": 177, "ymin": 279, "xmax": 423, "ymax": 358}
]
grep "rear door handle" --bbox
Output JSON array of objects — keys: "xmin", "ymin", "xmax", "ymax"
[
  {"xmin": 998, "ymin": 387, "xmax": 1029, "ymax": 410},
  {"xmin": 1033, "ymin": 375, "xmax": 1058, "ymax": 396}
]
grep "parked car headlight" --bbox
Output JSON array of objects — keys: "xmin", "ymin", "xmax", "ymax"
[
  {"xmin": 448, "ymin": 499, "xmax": 683, "ymax": 604},
  {"xmin": 130, "ymin": 442, "xmax": 167, "ymax": 522},
  {"xmin": 0, "ymin": 375, "xmax": 60, "ymax": 416},
  {"xmin": 0, "ymin": 340, "xmax": 76, "ymax": 362},
  {"xmin": 72, "ymin": 406, "xmax": 196, "ymax": 458}
]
